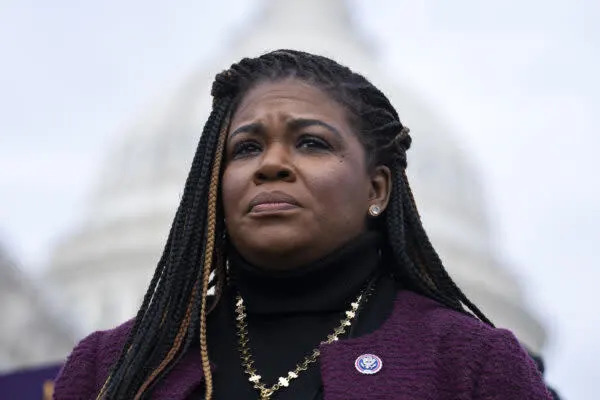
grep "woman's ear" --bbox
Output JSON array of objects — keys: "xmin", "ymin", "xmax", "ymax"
[{"xmin": 368, "ymin": 165, "xmax": 392, "ymax": 213}]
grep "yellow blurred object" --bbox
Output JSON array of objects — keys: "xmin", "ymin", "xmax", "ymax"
[{"xmin": 43, "ymin": 380, "xmax": 54, "ymax": 400}]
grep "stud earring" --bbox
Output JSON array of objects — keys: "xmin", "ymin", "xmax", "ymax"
[{"xmin": 368, "ymin": 204, "xmax": 381, "ymax": 217}]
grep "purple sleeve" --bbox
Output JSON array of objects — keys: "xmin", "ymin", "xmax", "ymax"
[
  {"xmin": 53, "ymin": 331, "xmax": 102, "ymax": 400},
  {"xmin": 472, "ymin": 328, "xmax": 553, "ymax": 399}
]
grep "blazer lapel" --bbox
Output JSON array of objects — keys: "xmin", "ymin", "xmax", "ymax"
[{"xmin": 318, "ymin": 293, "xmax": 409, "ymax": 400}]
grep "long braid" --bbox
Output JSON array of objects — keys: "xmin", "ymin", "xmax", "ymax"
[
  {"xmin": 397, "ymin": 170, "xmax": 492, "ymax": 324},
  {"xmin": 198, "ymin": 99, "xmax": 230, "ymax": 400},
  {"xmin": 127, "ymin": 104, "xmax": 221, "ymax": 395},
  {"xmin": 133, "ymin": 99, "xmax": 230, "ymax": 399},
  {"xmin": 97, "ymin": 96, "xmax": 231, "ymax": 398},
  {"xmin": 141, "ymin": 99, "xmax": 231, "ymax": 398}
]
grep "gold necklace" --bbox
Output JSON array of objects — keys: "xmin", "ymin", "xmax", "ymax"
[{"xmin": 234, "ymin": 288, "xmax": 369, "ymax": 400}]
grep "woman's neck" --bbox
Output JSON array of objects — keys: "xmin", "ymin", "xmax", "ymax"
[{"xmin": 228, "ymin": 231, "xmax": 383, "ymax": 314}]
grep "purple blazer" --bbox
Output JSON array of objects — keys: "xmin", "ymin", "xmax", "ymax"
[{"xmin": 54, "ymin": 291, "xmax": 552, "ymax": 399}]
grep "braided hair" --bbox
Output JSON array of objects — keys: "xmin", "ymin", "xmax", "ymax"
[{"xmin": 96, "ymin": 49, "xmax": 492, "ymax": 399}]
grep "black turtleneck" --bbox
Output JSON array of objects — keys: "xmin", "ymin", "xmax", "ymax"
[{"xmin": 193, "ymin": 232, "xmax": 399, "ymax": 400}]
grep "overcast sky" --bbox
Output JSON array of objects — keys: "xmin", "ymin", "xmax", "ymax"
[{"xmin": 1, "ymin": 0, "xmax": 598, "ymax": 398}]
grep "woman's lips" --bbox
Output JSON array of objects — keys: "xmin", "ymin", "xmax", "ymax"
[
  {"xmin": 250, "ymin": 202, "xmax": 299, "ymax": 213},
  {"xmin": 248, "ymin": 191, "xmax": 300, "ymax": 214}
]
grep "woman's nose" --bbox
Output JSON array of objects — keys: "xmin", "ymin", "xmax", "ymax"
[{"xmin": 253, "ymin": 145, "xmax": 295, "ymax": 184}]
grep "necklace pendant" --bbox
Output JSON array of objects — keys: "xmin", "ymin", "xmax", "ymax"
[
  {"xmin": 260, "ymin": 388, "xmax": 274, "ymax": 399},
  {"xmin": 278, "ymin": 376, "xmax": 290, "ymax": 387}
]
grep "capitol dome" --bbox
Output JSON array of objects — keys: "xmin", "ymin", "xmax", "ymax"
[{"xmin": 47, "ymin": 0, "xmax": 546, "ymax": 352}]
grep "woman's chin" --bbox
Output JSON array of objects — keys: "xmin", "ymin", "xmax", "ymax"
[
  {"xmin": 247, "ymin": 232, "xmax": 307, "ymax": 254},
  {"xmin": 233, "ymin": 230, "xmax": 313, "ymax": 267},
  {"xmin": 235, "ymin": 219, "xmax": 308, "ymax": 245}
]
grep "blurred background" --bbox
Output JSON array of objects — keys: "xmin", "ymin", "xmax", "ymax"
[{"xmin": 1, "ymin": 0, "xmax": 598, "ymax": 398}]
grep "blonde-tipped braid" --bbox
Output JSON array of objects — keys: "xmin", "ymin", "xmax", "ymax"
[
  {"xmin": 133, "ymin": 111, "xmax": 228, "ymax": 400},
  {"xmin": 199, "ymin": 111, "xmax": 230, "ymax": 400},
  {"xmin": 90, "ymin": 92, "xmax": 232, "ymax": 398}
]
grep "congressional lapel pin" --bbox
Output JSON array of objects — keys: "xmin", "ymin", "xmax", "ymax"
[{"xmin": 355, "ymin": 353, "xmax": 383, "ymax": 375}]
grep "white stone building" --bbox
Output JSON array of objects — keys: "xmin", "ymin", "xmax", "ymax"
[
  {"xmin": 0, "ymin": 245, "xmax": 76, "ymax": 372},
  {"xmin": 42, "ymin": 0, "xmax": 546, "ymax": 371}
]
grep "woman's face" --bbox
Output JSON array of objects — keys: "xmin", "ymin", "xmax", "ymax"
[{"xmin": 221, "ymin": 79, "xmax": 390, "ymax": 270}]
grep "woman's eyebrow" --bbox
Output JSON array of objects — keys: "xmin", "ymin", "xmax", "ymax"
[
  {"xmin": 288, "ymin": 118, "xmax": 342, "ymax": 139},
  {"xmin": 228, "ymin": 119, "xmax": 342, "ymax": 142},
  {"xmin": 229, "ymin": 122, "xmax": 264, "ymax": 141}
]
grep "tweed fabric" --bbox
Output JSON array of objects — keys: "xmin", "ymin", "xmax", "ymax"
[
  {"xmin": 319, "ymin": 291, "xmax": 551, "ymax": 399},
  {"xmin": 53, "ymin": 291, "xmax": 551, "ymax": 399}
]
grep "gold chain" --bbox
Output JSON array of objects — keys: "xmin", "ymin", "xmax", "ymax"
[{"xmin": 234, "ymin": 287, "xmax": 370, "ymax": 400}]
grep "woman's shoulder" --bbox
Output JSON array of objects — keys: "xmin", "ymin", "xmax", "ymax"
[
  {"xmin": 382, "ymin": 290, "xmax": 552, "ymax": 398},
  {"xmin": 388, "ymin": 290, "xmax": 534, "ymax": 360},
  {"xmin": 393, "ymin": 290, "xmax": 505, "ymax": 336},
  {"xmin": 92, "ymin": 318, "xmax": 135, "ymax": 353},
  {"xmin": 75, "ymin": 318, "xmax": 135, "ymax": 366},
  {"xmin": 53, "ymin": 319, "xmax": 134, "ymax": 399}
]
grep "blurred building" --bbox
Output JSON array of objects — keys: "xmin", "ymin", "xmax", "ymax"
[
  {"xmin": 0, "ymin": 244, "xmax": 75, "ymax": 372},
  {"xmin": 39, "ymin": 0, "xmax": 547, "ymax": 373}
]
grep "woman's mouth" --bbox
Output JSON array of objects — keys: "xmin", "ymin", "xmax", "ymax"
[
  {"xmin": 250, "ymin": 202, "xmax": 299, "ymax": 213},
  {"xmin": 248, "ymin": 191, "xmax": 301, "ymax": 214}
]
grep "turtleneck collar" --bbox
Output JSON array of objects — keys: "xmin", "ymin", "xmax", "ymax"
[{"xmin": 228, "ymin": 231, "xmax": 383, "ymax": 314}]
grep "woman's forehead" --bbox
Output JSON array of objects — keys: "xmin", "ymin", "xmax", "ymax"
[{"xmin": 230, "ymin": 79, "xmax": 347, "ymax": 124}]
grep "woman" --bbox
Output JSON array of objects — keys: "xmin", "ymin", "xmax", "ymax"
[{"xmin": 54, "ymin": 50, "xmax": 553, "ymax": 399}]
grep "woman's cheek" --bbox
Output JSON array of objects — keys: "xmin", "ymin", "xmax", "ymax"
[
  {"xmin": 221, "ymin": 167, "xmax": 246, "ymax": 216},
  {"xmin": 308, "ymin": 166, "xmax": 365, "ymax": 207}
]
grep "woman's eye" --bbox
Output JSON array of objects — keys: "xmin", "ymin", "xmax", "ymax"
[
  {"xmin": 297, "ymin": 135, "xmax": 332, "ymax": 151},
  {"xmin": 232, "ymin": 141, "xmax": 262, "ymax": 158}
]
